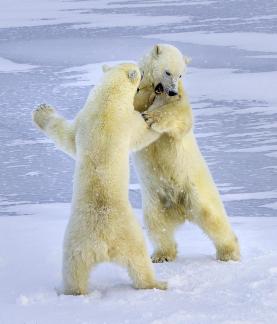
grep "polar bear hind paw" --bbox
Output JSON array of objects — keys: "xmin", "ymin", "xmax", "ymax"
[
  {"xmin": 151, "ymin": 250, "xmax": 177, "ymax": 263},
  {"xmin": 216, "ymin": 243, "xmax": 240, "ymax": 261},
  {"xmin": 153, "ymin": 281, "xmax": 168, "ymax": 290},
  {"xmin": 135, "ymin": 280, "xmax": 168, "ymax": 290},
  {"xmin": 32, "ymin": 103, "xmax": 56, "ymax": 129}
]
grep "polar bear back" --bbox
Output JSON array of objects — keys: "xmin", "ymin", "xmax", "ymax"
[{"xmin": 72, "ymin": 63, "xmax": 141, "ymax": 202}]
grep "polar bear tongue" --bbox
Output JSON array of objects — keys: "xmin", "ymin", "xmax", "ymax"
[{"xmin": 154, "ymin": 83, "xmax": 164, "ymax": 94}]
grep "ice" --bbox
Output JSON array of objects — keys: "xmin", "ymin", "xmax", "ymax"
[
  {"xmin": 0, "ymin": 0, "xmax": 184, "ymax": 29},
  {"xmin": 262, "ymin": 202, "xmax": 277, "ymax": 210},
  {"xmin": 60, "ymin": 61, "xmax": 132, "ymax": 88},
  {"xmin": 6, "ymin": 138, "xmax": 52, "ymax": 147},
  {"xmin": 24, "ymin": 171, "xmax": 41, "ymax": 177},
  {"xmin": 1, "ymin": 0, "xmax": 277, "ymax": 322},
  {"xmin": 145, "ymin": 32, "xmax": 277, "ymax": 53},
  {"xmin": 0, "ymin": 57, "xmax": 37, "ymax": 73},
  {"xmin": 221, "ymin": 191, "xmax": 277, "ymax": 202},
  {"xmin": 186, "ymin": 68, "xmax": 277, "ymax": 105}
]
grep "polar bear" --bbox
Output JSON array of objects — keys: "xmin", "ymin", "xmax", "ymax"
[
  {"xmin": 134, "ymin": 44, "xmax": 240, "ymax": 262},
  {"xmin": 33, "ymin": 63, "xmax": 167, "ymax": 295},
  {"xmin": 33, "ymin": 44, "xmax": 240, "ymax": 264}
]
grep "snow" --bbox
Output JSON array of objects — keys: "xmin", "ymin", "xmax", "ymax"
[
  {"xmin": 145, "ymin": 32, "xmax": 277, "ymax": 53},
  {"xmin": 221, "ymin": 191, "xmax": 277, "ymax": 202},
  {"xmin": 186, "ymin": 68, "xmax": 277, "ymax": 105},
  {"xmin": 0, "ymin": 0, "xmax": 184, "ymax": 29},
  {"xmin": 0, "ymin": 57, "xmax": 36, "ymax": 73},
  {"xmin": 1, "ymin": 0, "xmax": 277, "ymax": 322},
  {"xmin": 0, "ymin": 204, "xmax": 277, "ymax": 324},
  {"xmin": 262, "ymin": 202, "xmax": 277, "ymax": 211},
  {"xmin": 6, "ymin": 138, "xmax": 52, "ymax": 147},
  {"xmin": 60, "ymin": 64, "xmax": 277, "ymax": 105},
  {"xmin": 60, "ymin": 61, "xmax": 131, "ymax": 88}
]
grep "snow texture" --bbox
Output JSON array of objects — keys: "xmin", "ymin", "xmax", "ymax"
[
  {"xmin": 0, "ymin": 0, "xmax": 277, "ymax": 322},
  {"xmin": 0, "ymin": 57, "xmax": 36, "ymax": 73},
  {"xmin": 0, "ymin": 204, "xmax": 277, "ymax": 324}
]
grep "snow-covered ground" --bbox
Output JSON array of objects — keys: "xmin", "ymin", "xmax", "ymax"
[
  {"xmin": 1, "ymin": 204, "xmax": 277, "ymax": 324},
  {"xmin": 0, "ymin": 0, "xmax": 277, "ymax": 323}
]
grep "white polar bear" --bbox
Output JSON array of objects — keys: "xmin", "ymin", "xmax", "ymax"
[
  {"xmin": 32, "ymin": 44, "xmax": 240, "ymax": 264},
  {"xmin": 33, "ymin": 63, "xmax": 167, "ymax": 295},
  {"xmin": 134, "ymin": 44, "xmax": 240, "ymax": 262}
]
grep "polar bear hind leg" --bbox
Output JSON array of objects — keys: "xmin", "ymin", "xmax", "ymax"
[
  {"xmin": 143, "ymin": 200, "xmax": 182, "ymax": 263},
  {"xmin": 194, "ymin": 200, "xmax": 240, "ymax": 261},
  {"xmin": 62, "ymin": 245, "xmax": 95, "ymax": 295},
  {"xmin": 112, "ymin": 223, "xmax": 167, "ymax": 290},
  {"xmin": 126, "ymin": 251, "xmax": 167, "ymax": 290},
  {"xmin": 62, "ymin": 230, "xmax": 109, "ymax": 295}
]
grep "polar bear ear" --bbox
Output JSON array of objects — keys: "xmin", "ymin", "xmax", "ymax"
[
  {"xmin": 128, "ymin": 70, "xmax": 139, "ymax": 83},
  {"xmin": 102, "ymin": 64, "xmax": 112, "ymax": 72},
  {"xmin": 184, "ymin": 56, "xmax": 192, "ymax": 65},
  {"xmin": 153, "ymin": 44, "xmax": 162, "ymax": 56}
]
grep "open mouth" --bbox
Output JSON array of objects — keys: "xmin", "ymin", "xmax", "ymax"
[
  {"xmin": 154, "ymin": 83, "xmax": 178, "ymax": 96},
  {"xmin": 154, "ymin": 83, "xmax": 164, "ymax": 94}
]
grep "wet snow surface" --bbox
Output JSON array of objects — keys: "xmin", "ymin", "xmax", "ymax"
[{"xmin": 0, "ymin": 0, "xmax": 277, "ymax": 323}]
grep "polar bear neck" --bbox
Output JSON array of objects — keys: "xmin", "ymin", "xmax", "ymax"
[
  {"xmin": 86, "ymin": 81, "xmax": 136, "ymax": 114},
  {"xmin": 97, "ymin": 84, "xmax": 134, "ymax": 100}
]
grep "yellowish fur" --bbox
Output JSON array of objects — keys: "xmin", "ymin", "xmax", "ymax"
[
  {"xmin": 32, "ymin": 44, "xmax": 240, "ymax": 265},
  {"xmin": 134, "ymin": 45, "xmax": 240, "ymax": 262},
  {"xmin": 33, "ymin": 63, "xmax": 167, "ymax": 295}
]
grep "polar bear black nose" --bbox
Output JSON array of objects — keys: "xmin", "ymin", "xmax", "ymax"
[{"xmin": 168, "ymin": 90, "xmax": 178, "ymax": 96}]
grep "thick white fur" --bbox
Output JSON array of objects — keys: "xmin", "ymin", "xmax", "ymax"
[
  {"xmin": 33, "ymin": 44, "xmax": 240, "ymax": 264},
  {"xmin": 33, "ymin": 63, "xmax": 167, "ymax": 295},
  {"xmin": 134, "ymin": 44, "xmax": 240, "ymax": 262}
]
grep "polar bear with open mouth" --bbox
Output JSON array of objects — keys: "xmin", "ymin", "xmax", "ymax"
[
  {"xmin": 33, "ymin": 63, "xmax": 167, "ymax": 295},
  {"xmin": 33, "ymin": 44, "xmax": 240, "ymax": 266}
]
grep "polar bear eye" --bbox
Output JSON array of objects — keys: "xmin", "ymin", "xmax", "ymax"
[
  {"xmin": 179, "ymin": 75, "xmax": 182, "ymax": 78},
  {"xmin": 165, "ymin": 71, "xmax": 171, "ymax": 76}
]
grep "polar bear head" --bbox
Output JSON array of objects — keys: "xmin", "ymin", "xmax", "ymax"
[
  {"xmin": 102, "ymin": 63, "xmax": 141, "ymax": 95},
  {"xmin": 140, "ymin": 44, "xmax": 190, "ymax": 97}
]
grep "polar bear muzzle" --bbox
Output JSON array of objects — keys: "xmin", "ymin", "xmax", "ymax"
[
  {"xmin": 155, "ymin": 83, "xmax": 178, "ymax": 96},
  {"xmin": 168, "ymin": 90, "xmax": 178, "ymax": 97}
]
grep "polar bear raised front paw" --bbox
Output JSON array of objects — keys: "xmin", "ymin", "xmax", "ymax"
[
  {"xmin": 141, "ymin": 110, "xmax": 165, "ymax": 133},
  {"xmin": 32, "ymin": 103, "xmax": 56, "ymax": 130}
]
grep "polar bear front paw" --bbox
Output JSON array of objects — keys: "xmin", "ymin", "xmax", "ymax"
[
  {"xmin": 141, "ymin": 111, "xmax": 154, "ymax": 127},
  {"xmin": 141, "ymin": 111, "xmax": 165, "ymax": 133},
  {"xmin": 32, "ymin": 103, "xmax": 56, "ymax": 130}
]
